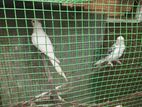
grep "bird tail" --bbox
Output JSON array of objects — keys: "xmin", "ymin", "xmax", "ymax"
[
  {"xmin": 49, "ymin": 56, "xmax": 60, "ymax": 64},
  {"xmin": 50, "ymin": 60, "xmax": 68, "ymax": 81},
  {"xmin": 54, "ymin": 56, "xmax": 60, "ymax": 64},
  {"xmin": 94, "ymin": 58, "xmax": 107, "ymax": 66}
]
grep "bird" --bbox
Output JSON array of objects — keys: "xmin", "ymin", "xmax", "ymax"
[
  {"xmin": 94, "ymin": 36, "xmax": 125, "ymax": 66},
  {"xmin": 31, "ymin": 19, "xmax": 68, "ymax": 81}
]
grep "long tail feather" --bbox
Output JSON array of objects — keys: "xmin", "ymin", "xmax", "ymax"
[
  {"xmin": 49, "ymin": 56, "xmax": 60, "ymax": 64},
  {"xmin": 94, "ymin": 58, "xmax": 107, "ymax": 66},
  {"xmin": 54, "ymin": 57, "xmax": 60, "ymax": 64},
  {"xmin": 50, "ymin": 60, "xmax": 68, "ymax": 81}
]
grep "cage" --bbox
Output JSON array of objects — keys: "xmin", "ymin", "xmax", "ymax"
[{"xmin": 0, "ymin": 0, "xmax": 142, "ymax": 107}]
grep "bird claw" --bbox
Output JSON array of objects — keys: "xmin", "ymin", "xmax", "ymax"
[
  {"xmin": 108, "ymin": 62, "xmax": 113, "ymax": 67},
  {"xmin": 107, "ymin": 60, "xmax": 121, "ymax": 67},
  {"xmin": 116, "ymin": 60, "xmax": 122, "ymax": 64}
]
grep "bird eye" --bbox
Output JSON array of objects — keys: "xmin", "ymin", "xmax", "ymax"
[{"xmin": 31, "ymin": 20, "xmax": 35, "ymax": 23}]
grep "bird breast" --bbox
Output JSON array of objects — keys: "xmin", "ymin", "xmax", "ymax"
[{"xmin": 115, "ymin": 45, "xmax": 125, "ymax": 57}]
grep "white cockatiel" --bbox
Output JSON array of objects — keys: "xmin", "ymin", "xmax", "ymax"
[
  {"xmin": 95, "ymin": 36, "xmax": 125, "ymax": 66},
  {"xmin": 31, "ymin": 19, "xmax": 68, "ymax": 81}
]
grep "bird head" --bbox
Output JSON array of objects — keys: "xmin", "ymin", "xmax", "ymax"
[
  {"xmin": 116, "ymin": 36, "xmax": 125, "ymax": 45},
  {"xmin": 31, "ymin": 19, "xmax": 42, "ymax": 28}
]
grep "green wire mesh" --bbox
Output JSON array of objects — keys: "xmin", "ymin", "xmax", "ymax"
[
  {"xmin": 16, "ymin": 0, "xmax": 90, "ymax": 3},
  {"xmin": 0, "ymin": 0, "xmax": 142, "ymax": 107}
]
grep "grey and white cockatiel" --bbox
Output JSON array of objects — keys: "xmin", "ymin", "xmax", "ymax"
[
  {"xmin": 94, "ymin": 36, "xmax": 125, "ymax": 66},
  {"xmin": 31, "ymin": 19, "xmax": 68, "ymax": 81}
]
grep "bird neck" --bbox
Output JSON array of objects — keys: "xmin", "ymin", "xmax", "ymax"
[
  {"xmin": 33, "ymin": 26, "xmax": 43, "ymax": 33},
  {"xmin": 116, "ymin": 41, "xmax": 124, "ymax": 46}
]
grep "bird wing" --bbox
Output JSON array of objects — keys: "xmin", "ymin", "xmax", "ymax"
[
  {"xmin": 107, "ymin": 43, "xmax": 116, "ymax": 55},
  {"xmin": 94, "ymin": 43, "xmax": 116, "ymax": 65},
  {"xmin": 39, "ymin": 32, "xmax": 61, "ymax": 64}
]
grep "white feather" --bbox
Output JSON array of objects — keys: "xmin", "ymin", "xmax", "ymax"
[
  {"xmin": 95, "ymin": 36, "xmax": 125, "ymax": 66},
  {"xmin": 31, "ymin": 20, "xmax": 68, "ymax": 81}
]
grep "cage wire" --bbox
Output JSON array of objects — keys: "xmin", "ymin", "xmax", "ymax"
[{"xmin": 0, "ymin": 0, "xmax": 142, "ymax": 107}]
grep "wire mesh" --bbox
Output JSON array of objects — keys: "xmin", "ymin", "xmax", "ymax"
[
  {"xmin": 16, "ymin": 0, "xmax": 90, "ymax": 3},
  {"xmin": 0, "ymin": 0, "xmax": 142, "ymax": 107}
]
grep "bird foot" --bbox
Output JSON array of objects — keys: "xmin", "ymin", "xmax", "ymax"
[
  {"xmin": 116, "ymin": 60, "xmax": 122, "ymax": 64},
  {"xmin": 108, "ymin": 62, "xmax": 113, "ymax": 67}
]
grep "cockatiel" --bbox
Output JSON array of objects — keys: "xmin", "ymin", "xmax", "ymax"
[
  {"xmin": 94, "ymin": 36, "xmax": 125, "ymax": 66},
  {"xmin": 31, "ymin": 19, "xmax": 68, "ymax": 81}
]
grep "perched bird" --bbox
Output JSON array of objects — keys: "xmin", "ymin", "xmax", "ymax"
[
  {"xmin": 94, "ymin": 36, "xmax": 125, "ymax": 66},
  {"xmin": 31, "ymin": 19, "xmax": 68, "ymax": 81}
]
